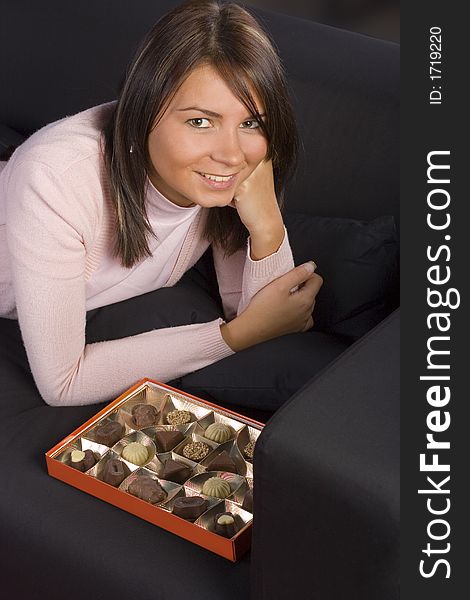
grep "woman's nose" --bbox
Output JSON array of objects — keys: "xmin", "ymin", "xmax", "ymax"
[{"xmin": 210, "ymin": 130, "xmax": 245, "ymax": 167}]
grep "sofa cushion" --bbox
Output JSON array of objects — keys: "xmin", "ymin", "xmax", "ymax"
[
  {"xmin": 284, "ymin": 213, "xmax": 399, "ymax": 340},
  {"xmin": 0, "ymin": 123, "xmax": 25, "ymax": 160}
]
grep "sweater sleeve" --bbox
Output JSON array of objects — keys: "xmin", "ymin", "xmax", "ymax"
[
  {"xmin": 6, "ymin": 160, "xmax": 235, "ymax": 407},
  {"xmin": 212, "ymin": 225, "xmax": 295, "ymax": 321}
]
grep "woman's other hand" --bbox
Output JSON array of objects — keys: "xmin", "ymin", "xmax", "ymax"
[{"xmin": 220, "ymin": 262, "xmax": 323, "ymax": 352}]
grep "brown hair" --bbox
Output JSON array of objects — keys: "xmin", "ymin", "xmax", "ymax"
[{"xmin": 103, "ymin": 0, "xmax": 300, "ymax": 268}]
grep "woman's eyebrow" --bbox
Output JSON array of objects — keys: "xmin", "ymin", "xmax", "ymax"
[{"xmin": 175, "ymin": 106, "xmax": 266, "ymax": 118}]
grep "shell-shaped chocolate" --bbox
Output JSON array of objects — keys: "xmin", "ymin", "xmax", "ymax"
[
  {"xmin": 121, "ymin": 442, "xmax": 148, "ymax": 465},
  {"xmin": 204, "ymin": 422, "xmax": 233, "ymax": 443},
  {"xmin": 201, "ymin": 476, "xmax": 231, "ymax": 499}
]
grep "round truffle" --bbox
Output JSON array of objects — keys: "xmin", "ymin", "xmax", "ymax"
[
  {"xmin": 202, "ymin": 476, "xmax": 231, "ymax": 499},
  {"xmin": 166, "ymin": 410, "xmax": 192, "ymax": 426},
  {"xmin": 182, "ymin": 441, "xmax": 210, "ymax": 461},
  {"xmin": 121, "ymin": 442, "xmax": 149, "ymax": 465},
  {"xmin": 204, "ymin": 422, "xmax": 233, "ymax": 444},
  {"xmin": 131, "ymin": 403, "xmax": 159, "ymax": 428},
  {"xmin": 128, "ymin": 476, "xmax": 167, "ymax": 504}
]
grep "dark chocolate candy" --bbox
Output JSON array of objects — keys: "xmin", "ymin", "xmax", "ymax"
[
  {"xmin": 94, "ymin": 421, "xmax": 124, "ymax": 447},
  {"xmin": 242, "ymin": 488, "xmax": 253, "ymax": 513},
  {"xmin": 172, "ymin": 496, "xmax": 209, "ymax": 521},
  {"xmin": 101, "ymin": 458, "xmax": 130, "ymax": 487},
  {"xmin": 69, "ymin": 449, "xmax": 97, "ymax": 472},
  {"xmin": 154, "ymin": 430, "xmax": 184, "ymax": 453},
  {"xmin": 214, "ymin": 512, "xmax": 240, "ymax": 538},
  {"xmin": 205, "ymin": 450, "xmax": 237, "ymax": 474},
  {"xmin": 160, "ymin": 459, "xmax": 192, "ymax": 484},
  {"xmin": 131, "ymin": 403, "xmax": 159, "ymax": 428},
  {"xmin": 128, "ymin": 476, "xmax": 167, "ymax": 504}
]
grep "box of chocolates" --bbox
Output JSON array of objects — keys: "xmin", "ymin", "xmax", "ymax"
[{"xmin": 45, "ymin": 378, "xmax": 262, "ymax": 561}]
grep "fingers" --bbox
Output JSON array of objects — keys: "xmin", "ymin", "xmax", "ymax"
[
  {"xmin": 286, "ymin": 262, "xmax": 318, "ymax": 293},
  {"xmin": 302, "ymin": 273, "xmax": 323, "ymax": 296},
  {"xmin": 301, "ymin": 316, "xmax": 314, "ymax": 332}
]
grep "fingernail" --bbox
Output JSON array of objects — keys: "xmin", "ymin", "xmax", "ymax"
[{"xmin": 303, "ymin": 261, "xmax": 317, "ymax": 274}]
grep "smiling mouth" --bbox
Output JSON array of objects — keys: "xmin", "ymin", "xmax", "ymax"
[{"xmin": 197, "ymin": 172, "xmax": 238, "ymax": 182}]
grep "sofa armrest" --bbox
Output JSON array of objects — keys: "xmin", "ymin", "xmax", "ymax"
[{"xmin": 251, "ymin": 310, "xmax": 399, "ymax": 600}]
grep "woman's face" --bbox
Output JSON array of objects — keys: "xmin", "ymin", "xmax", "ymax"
[{"xmin": 147, "ymin": 64, "xmax": 268, "ymax": 208}]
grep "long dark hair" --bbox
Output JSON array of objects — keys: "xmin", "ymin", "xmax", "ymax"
[{"xmin": 103, "ymin": 0, "xmax": 300, "ymax": 268}]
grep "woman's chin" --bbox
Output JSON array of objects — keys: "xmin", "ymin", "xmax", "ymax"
[{"xmin": 195, "ymin": 195, "xmax": 235, "ymax": 209}]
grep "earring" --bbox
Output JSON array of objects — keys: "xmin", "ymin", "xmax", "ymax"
[{"xmin": 129, "ymin": 145, "xmax": 134, "ymax": 154}]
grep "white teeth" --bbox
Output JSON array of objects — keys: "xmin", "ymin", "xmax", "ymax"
[{"xmin": 200, "ymin": 173, "xmax": 233, "ymax": 182}]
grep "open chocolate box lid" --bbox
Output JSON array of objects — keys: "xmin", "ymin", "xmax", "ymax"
[{"xmin": 45, "ymin": 377, "xmax": 263, "ymax": 562}]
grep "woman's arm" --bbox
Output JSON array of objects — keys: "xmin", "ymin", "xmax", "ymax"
[
  {"xmin": 212, "ymin": 225, "xmax": 295, "ymax": 321},
  {"xmin": 212, "ymin": 159, "xmax": 295, "ymax": 321},
  {"xmin": 6, "ymin": 160, "xmax": 234, "ymax": 406}
]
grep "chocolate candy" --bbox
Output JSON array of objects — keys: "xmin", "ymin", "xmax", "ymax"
[
  {"xmin": 204, "ymin": 422, "xmax": 233, "ymax": 444},
  {"xmin": 242, "ymin": 488, "xmax": 253, "ymax": 513},
  {"xmin": 101, "ymin": 459, "xmax": 130, "ymax": 487},
  {"xmin": 201, "ymin": 476, "xmax": 231, "ymax": 499},
  {"xmin": 166, "ymin": 410, "xmax": 192, "ymax": 426},
  {"xmin": 205, "ymin": 450, "xmax": 237, "ymax": 474},
  {"xmin": 172, "ymin": 496, "xmax": 209, "ymax": 521},
  {"xmin": 154, "ymin": 430, "xmax": 184, "ymax": 453},
  {"xmin": 69, "ymin": 449, "xmax": 97, "ymax": 472},
  {"xmin": 128, "ymin": 476, "xmax": 167, "ymax": 504},
  {"xmin": 131, "ymin": 403, "xmax": 159, "ymax": 428},
  {"xmin": 121, "ymin": 442, "xmax": 148, "ymax": 466},
  {"xmin": 182, "ymin": 441, "xmax": 210, "ymax": 462},
  {"xmin": 243, "ymin": 440, "xmax": 256, "ymax": 460},
  {"xmin": 94, "ymin": 421, "xmax": 124, "ymax": 447},
  {"xmin": 160, "ymin": 459, "xmax": 192, "ymax": 484},
  {"xmin": 214, "ymin": 512, "xmax": 239, "ymax": 538}
]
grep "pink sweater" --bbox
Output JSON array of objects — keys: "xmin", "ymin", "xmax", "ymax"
[{"xmin": 0, "ymin": 103, "xmax": 295, "ymax": 406}]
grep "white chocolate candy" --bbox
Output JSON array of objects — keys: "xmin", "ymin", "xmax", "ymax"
[
  {"xmin": 70, "ymin": 450, "xmax": 85, "ymax": 463},
  {"xmin": 217, "ymin": 514, "xmax": 235, "ymax": 526},
  {"xmin": 202, "ymin": 477, "xmax": 231, "ymax": 499},
  {"xmin": 204, "ymin": 422, "xmax": 233, "ymax": 443},
  {"xmin": 122, "ymin": 442, "xmax": 148, "ymax": 465}
]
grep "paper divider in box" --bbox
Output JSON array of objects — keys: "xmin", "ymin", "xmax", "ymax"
[{"xmin": 199, "ymin": 439, "xmax": 247, "ymax": 476}]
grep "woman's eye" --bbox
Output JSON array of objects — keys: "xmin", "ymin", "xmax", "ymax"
[
  {"xmin": 241, "ymin": 119, "xmax": 261, "ymax": 129},
  {"xmin": 188, "ymin": 118, "xmax": 211, "ymax": 128}
]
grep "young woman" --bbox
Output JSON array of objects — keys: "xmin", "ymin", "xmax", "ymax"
[{"xmin": 0, "ymin": 0, "xmax": 322, "ymax": 406}]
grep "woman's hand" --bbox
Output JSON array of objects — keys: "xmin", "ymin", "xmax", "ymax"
[
  {"xmin": 220, "ymin": 262, "xmax": 323, "ymax": 352},
  {"xmin": 229, "ymin": 159, "xmax": 285, "ymax": 259}
]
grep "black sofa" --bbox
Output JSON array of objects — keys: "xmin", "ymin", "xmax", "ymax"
[{"xmin": 0, "ymin": 1, "xmax": 399, "ymax": 598}]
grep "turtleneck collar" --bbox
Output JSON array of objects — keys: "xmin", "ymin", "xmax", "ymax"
[{"xmin": 146, "ymin": 177, "xmax": 201, "ymax": 214}]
